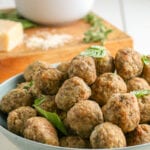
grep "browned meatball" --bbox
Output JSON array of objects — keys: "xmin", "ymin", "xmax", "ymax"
[
  {"xmin": 138, "ymin": 95, "xmax": 150, "ymax": 123},
  {"xmin": 91, "ymin": 73, "xmax": 127, "ymax": 106},
  {"xmin": 55, "ymin": 77, "xmax": 91, "ymax": 111},
  {"xmin": 7, "ymin": 106, "xmax": 37, "ymax": 135},
  {"xmin": 95, "ymin": 51, "xmax": 115, "ymax": 76},
  {"xmin": 34, "ymin": 68, "xmax": 64, "ymax": 95},
  {"xmin": 127, "ymin": 77, "xmax": 150, "ymax": 92},
  {"xmin": 17, "ymin": 81, "xmax": 42, "ymax": 98},
  {"xmin": 57, "ymin": 62, "xmax": 70, "ymax": 73},
  {"xmin": 23, "ymin": 117, "xmax": 59, "ymax": 146},
  {"xmin": 126, "ymin": 124, "xmax": 150, "ymax": 146},
  {"xmin": 24, "ymin": 61, "xmax": 50, "ymax": 81},
  {"xmin": 57, "ymin": 62, "xmax": 70, "ymax": 80},
  {"xmin": 67, "ymin": 100, "xmax": 103, "ymax": 138},
  {"xmin": 0, "ymin": 88, "xmax": 33, "ymax": 113},
  {"xmin": 60, "ymin": 136, "xmax": 87, "ymax": 148},
  {"xmin": 142, "ymin": 55, "xmax": 150, "ymax": 84},
  {"xmin": 115, "ymin": 48, "xmax": 143, "ymax": 80},
  {"xmin": 90, "ymin": 122, "xmax": 126, "ymax": 148},
  {"xmin": 17, "ymin": 82, "xmax": 31, "ymax": 90},
  {"xmin": 29, "ymin": 83, "xmax": 42, "ymax": 98},
  {"xmin": 68, "ymin": 55, "xmax": 97, "ymax": 85},
  {"xmin": 37, "ymin": 95, "xmax": 57, "ymax": 112},
  {"xmin": 102, "ymin": 93, "xmax": 140, "ymax": 133}
]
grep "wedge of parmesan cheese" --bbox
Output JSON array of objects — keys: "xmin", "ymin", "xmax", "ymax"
[{"xmin": 0, "ymin": 20, "xmax": 23, "ymax": 51}]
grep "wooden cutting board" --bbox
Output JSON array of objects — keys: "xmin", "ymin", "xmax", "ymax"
[{"xmin": 0, "ymin": 9, "xmax": 133, "ymax": 82}]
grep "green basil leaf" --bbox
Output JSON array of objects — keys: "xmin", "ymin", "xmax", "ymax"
[
  {"xmin": 131, "ymin": 90, "xmax": 150, "ymax": 98},
  {"xmin": 34, "ymin": 95, "xmax": 46, "ymax": 106},
  {"xmin": 23, "ymin": 81, "xmax": 34, "ymax": 90},
  {"xmin": 0, "ymin": 10, "xmax": 37, "ymax": 29},
  {"xmin": 142, "ymin": 55, "xmax": 150, "ymax": 65},
  {"xmin": 29, "ymin": 81, "xmax": 34, "ymax": 87},
  {"xmin": 33, "ymin": 105, "xmax": 67, "ymax": 135},
  {"xmin": 80, "ymin": 45, "xmax": 107, "ymax": 58},
  {"xmin": 23, "ymin": 86, "xmax": 30, "ymax": 90}
]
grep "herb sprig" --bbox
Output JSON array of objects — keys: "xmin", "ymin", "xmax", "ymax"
[
  {"xmin": 23, "ymin": 81, "xmax": 34, "ymax": 90},
  {"xmin": 142, "ymin": 55, "xmax": 150, "ymax": 65},
  {"xmin": 33, "ymin": 98, "xmax": 67, "ymax": 135},
  {"xmin": 131, "ymin": 90, "xmax": 150, "ymax": 98},
  {"xmin": 0, "ymin": 10, "xmax": 37, "ymax": 29},
  {"xmin": 83, "ymin": 13, "xmax": 112, "ymax": 44},
  {"xmin": 34, "ymin": 95, "xmax": 46, "ymax": 106},
  {"xmin": 80, "ymin": 45, "xmax": 107, "ymax": 58}
]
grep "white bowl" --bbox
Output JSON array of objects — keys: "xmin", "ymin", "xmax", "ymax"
[{"xmin": 15, "ymin": 0, "xmax": 95, "ymax": 25}]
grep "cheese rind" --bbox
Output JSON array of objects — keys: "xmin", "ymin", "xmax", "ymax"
[{"xmin": 0, "ymin": 20, "xmax": 23, "ymax": 51}]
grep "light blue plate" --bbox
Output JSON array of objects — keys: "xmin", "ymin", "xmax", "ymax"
[{"xmin": 0, "ymin": 74, "xmax": 150, "ymax": 150}]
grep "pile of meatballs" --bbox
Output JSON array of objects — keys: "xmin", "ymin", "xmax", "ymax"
[{"xmin": 1, "ymin": 47, "xmax": 150, "ymax": 149}]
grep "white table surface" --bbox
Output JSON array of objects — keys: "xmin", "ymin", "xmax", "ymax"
[{"xmin": 0, "ymin": 0, "xmax": 150, "ymax": 149}]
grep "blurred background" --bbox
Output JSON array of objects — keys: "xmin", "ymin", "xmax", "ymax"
[{"xmin": 0, "ymin": 0, "xmax": 150, "ymax": 54}]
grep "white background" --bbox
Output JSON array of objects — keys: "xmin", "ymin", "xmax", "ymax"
[{"xmin": 0, "ymin": 0, "xmax": 150, "ymax": 149}]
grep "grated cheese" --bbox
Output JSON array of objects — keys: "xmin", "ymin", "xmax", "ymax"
[{"xmin": 24, "ymin": 31, "xmax": 73, "ymax": 50}]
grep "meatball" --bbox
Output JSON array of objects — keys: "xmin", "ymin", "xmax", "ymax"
[
  {"xmin": 95, "ymin": 51, "xmax": 115, "ymax": 76},
  {"xmin": 38, "ymin": 95, "xmax": 57, "ymax": 112},
  {"xmin": 24, "ymin": 61, "xmax": 50, "ymax": 81},
  {"xmin": 34, "ymin": 68, "xmax": 64, "ymax": 95},
  {"xmin": 126, "ymin": 124, "xmax": 150, "ymax": 146},
  {"xmin": 0, "ymin": 88, "xmax": 32, "ymax": 113},
  {"xmin": 57, "ymin": 62, "xmax": 70, "ymax": 80},
  {"xmin": 68, "ymin": 55, "xmax": 97, "ymax": 85},
  {"xmin": 17, "ymin": 82, "xmax": 31, "ymax": 90},
  {"xmin": 142, "ymin": 55, "xmax": 150, "ymax": 84},
  {"xmin": 102, "ymin": 93, "xmax": 140, "ymax": 133},
  {"xmin": 138, "ymin": 95, "xmax": 150, "ymax": 123},
  {"xmin": 7, "ymin": 106, "xmax": 37, "ymax": 135},
  {"xmin": 29, "ymin": 82, "xmax": 42, "ymax": 98},
  {"xmin": 23, "ymin": 117, "xmax": 59, "ymax": 146},
  {"xmin": 55, "ymin": 77, "xmax": 91, "ymax": 111},
  {"xmin": 60, "ymin": 136, "xmax": 87, "ymax": 148},
  {"xmin": 67, "ymin": 100, "xmax": 103, "ymax": 138},
  {"xmin": 17, "ymin": 81, "xmax": 42, "ymax": 98},
  {"xmin": 90, "ymin": 122, "xmax": 126, "ymax": 148},
  {"xmin": 127, "ymin": 77, "xmax": 150, "ymax": 92},
  {"xmin": 91, "ymin": 73, "xmax": 127, "ymax": 106},
  {"xmin": 57, "ymin": 62, "xmax": 70, "ymax": 73},
  {"xmin": 115, "ymin": 48, "xmax": 143, "ymax": 80}
]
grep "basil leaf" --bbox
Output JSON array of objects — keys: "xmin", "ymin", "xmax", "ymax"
[
  {"xmin": 80, "ymin": 45, "xmax": 107, "ymax": 58},
  {"xmin": 33, "ymin": 105, "xmax": 67, "ymax": 135},
  {"xmin": 12, "ymin": 18, "xmax": 37, "ymax": 29},
  {"xmin": 0, "ymin": 10, "xmax": 37, "ymax": 29},
  {"xmin": 23, "ymin": 86, "xmax": 30, "ymax": 90},
  {"xmin": 142, "ymin": 55, "xmax": 150, "ymax": 65},
  {"xmin": 131, "ymin": 90, "xmax": 150, "ymax": 98},
  {"xmin": 29, "ymin": 81, "xmax": 34, "ymax": 87},
  {"xmin": 34, "ymin": 95, "xmax": 46, "ymax": 106},
  {"xmin": 83, "ymin": 13, "xmax": 112, "ymax": 44},
  {"xmin": 23, "ymin": 81, "xmax": 34, "ymax": 90}
]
